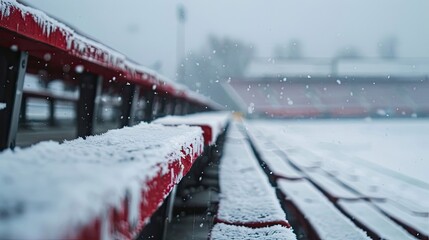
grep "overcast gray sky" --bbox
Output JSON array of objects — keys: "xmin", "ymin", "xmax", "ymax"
[{"xmin": 30, "ymin": 0, "xmax": 429, "ymax": 80}]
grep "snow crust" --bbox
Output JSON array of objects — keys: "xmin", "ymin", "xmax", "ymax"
[
  {"xmin": 210, "ymin": 223, "xmax": 296, "ymax": 240},
  {"xmin": 277, "ymin": 179, "xmax": 370, "ymax": 240},
  {"xmin": 0, "ymin": 123, "xmax": 203, "ymax": 240},
  {"xmin": 0, "ymin": 102, "xmax": 6, "ymax": 110},
  {"xmin": 154, "ymin": 111, "xmax": 231, "ymax": 145},
  {"xmin": 217, "ymin": 124, "xmax": 289, "ymax": 226},
  {"xmin": 337, "ymin": 200, "xmax": 415, "ymax": 240}
]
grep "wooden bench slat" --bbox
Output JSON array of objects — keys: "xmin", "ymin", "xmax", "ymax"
[
  {"xmin": 373, "ymin": 201, "xmax": 429, "ymax": 237},
  {"xmin": 259, "ymin": 150, "xmax": 304, "ymax": 180},
  {"xmin": 215, "ymin": 124, "xmax": 292, "ymax": 229},
  {"xmin": 304, "ymin": 170, "xmax": 362, "ymax": 200},
  {"xmin": 217, "ymin": 142, "xmax": 288, "ymax": 227},
  {"xmin": 338, "ymin": 200, "xmax": 416, "ymax": 240},
  {"xmin": 278, "ymin": 179, "xmax": 371, "ymax": 240}
]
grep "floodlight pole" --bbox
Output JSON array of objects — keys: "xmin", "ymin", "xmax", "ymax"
[{"xmin": 177, "ymin": 4, "xmax": 186, "ymax": 83}]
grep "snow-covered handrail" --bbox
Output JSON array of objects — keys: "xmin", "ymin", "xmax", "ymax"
[
  {"xmin": 0, "ymin": 123, "xmax": 204, "ymax": 240},
  {"xmin": 0, "ymin": 0, "xmax": 218, "ymax": 108}
]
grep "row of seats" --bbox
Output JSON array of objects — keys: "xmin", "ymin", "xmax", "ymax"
[
  {"xmin": 0, "ymin": 112, "xmax": 231, "ymax": 240},
  {"xmin": 246, "ymin": 124, "xmax": 428, "ymax": 239}
]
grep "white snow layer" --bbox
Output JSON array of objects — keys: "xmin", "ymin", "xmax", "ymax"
[
  {"xmin": 217, "ymin": 124, "xmax": 290, "ymax": 226},
  {"xmin": 0, "ymin": 123, "xmax": 203, "ymax": 240},
  {"xmin": 210, "ymin": 223, "xmax": 296, "ymax": 240},
  {"xmin": 0, "ymin": 102, "xmax": 6, "ymax": 110},
  {"xmin": 154, "ymin": 111, "xmax": 231, "ymax": 145},
  {"xmin": 277, "ymin": 179, "xmax": 370, "ymax": 240},
  {"xmin": 337, "ymin": 200, "xmax": 416, "ymax": 240}
]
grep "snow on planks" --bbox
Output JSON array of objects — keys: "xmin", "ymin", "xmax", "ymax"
[
  {"xmin": 277, "ymin": 179, "xmax": 371, "ymax": 240},
  {"xmin": 337, "ymin": 200, "xmax": 416, "ymax": 240},
  {"xmin": 246, "ymin": 120, "xmax": 429, "ymax": 239},
  {"xmin": 0, "ymin": 123, "xmax": 204, "ymax": 240},
  {"xmin": 246, "ymin": 128, "xmax": 303, "ymax": 180},
  {"xmin": 154, "ymin": 111, "xmax": 231, "ymax": 146},
  {"xmin": 373, "ymin": 201, "xmax": 429, "ymax": 238},
  {"xmin": 210, "ymin": 223, "xmax": 296, "ymax": 240},
  {"xmin": 211, "ymin": 123, "xmax": 296, "ymax": 240}
]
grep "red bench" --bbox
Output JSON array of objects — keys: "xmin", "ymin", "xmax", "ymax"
[
  {"xmin": 0, "ymin": 0, "xmax": 220, "ymax": 150},
  {"xmin": 0, "ymin": 123, "xmax": 204, "ymax": 239}
]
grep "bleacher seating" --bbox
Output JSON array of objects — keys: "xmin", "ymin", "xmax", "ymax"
[
  {"xmin": 227, "ymin": 78, "xmax": 429, "ymax": 118},
  {"xmin": 0, "ymin": 1, "xmax": 228, "ymax": 239},
  {"xmin": 245, "ymin": 121, "xmax": 429, "ymax": 239}
]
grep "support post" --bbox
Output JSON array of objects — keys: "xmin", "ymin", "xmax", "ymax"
[
  {"xmin": 76, "ymin": 73, "xmax": 101, "ymax": 138},
  {"xmin": 0, "ymin": 48, "xmax": 28, "ymax": 150},
  {"xmin": 19, "ymin": 95, "xmax": 27, "ymax": 126},
  {"xmin": 181, "ymin": 100, "xmax": 190, "ymax": 115},
  {"xmin": 169, "ymin": 97, "xmax": 177, "ymax": 115},
  {"xmin": 158, "ymin": 95, "xmax": 168, "ymax": 117},
  {"xmin": 143, "ymin": 90, "xmax": 155, "ymax": 122},
  {"xmin": 48, "ymin": 98, "xmax": 55, "ymax": 126},
  {"xmin": 119, "ymin": 84, "xmax": 139, "ymax": 127}
]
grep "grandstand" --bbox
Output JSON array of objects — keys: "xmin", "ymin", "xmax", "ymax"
[{"xmin": 224, "ymin": 59, "xmax": 429, "ymax": 118}]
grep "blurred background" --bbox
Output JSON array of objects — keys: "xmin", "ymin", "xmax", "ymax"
[{"xmin": 23, "ymin": 0, "xmax": 429, "ymax": 117}]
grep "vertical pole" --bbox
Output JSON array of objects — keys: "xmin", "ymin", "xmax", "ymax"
[
  {"xmin": 181, "ymin": 100, "xmax": 190, "ymax": 115},
  {"xmin": 143, "ymin": 90, "xmax": 155, "ymax": 123},
  {"xmin": 119, "ymin": 83, "xmax": 139, "ymax": 128},
  {"xmin": 158, "ymin": 95, "xmax": 167, "ymax": 117},
  {"xmin": 48, "ymin": 98, "xmax": 55, "ymax": 126},
  {"xmin": 129, "ymin": 85, "xmax": 140, "ymax": 125},
  {"xmin": 0, "ymin": 48, "xmax": 28, "ymax": 150},
  {"xmin": 19, "ymin": 95, "xmax": 27, "ymax": 126},
  {"xmin": 169, "ymin": 97, "xmax": 177, "ymax": 115},
  {"xmin": 76, "ymin": 73, "xmax": 101, "ymax": 138}
]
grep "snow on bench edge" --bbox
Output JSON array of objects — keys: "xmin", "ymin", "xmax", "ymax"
[
  {"xmin": 277, "ymin": 179, "xmax": 371, "ymax": 240},
  {"xmin": 210, "ymin": 223, "xmax": 296, "ymax": 240},
  {"xmin": 153, "ymin": 111, "xmax": 231, "ymax": 145},
  {"xmin": 0, "ymin": 123, "xmax": 204, "ymax": 240},
  {"xmin": 216, "ymin": 137, "xmax": 290, "ymax": 228}
]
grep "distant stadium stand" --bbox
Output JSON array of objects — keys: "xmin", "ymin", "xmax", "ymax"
[{"xmin": 224, "ymin": 59, "xmax": 429, "ymax": 118}]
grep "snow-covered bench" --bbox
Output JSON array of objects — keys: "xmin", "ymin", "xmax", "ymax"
[
  {"xmin": 210, "ymin": 123, "xmax": 296, "ymax": 240},
  {"xmin": 0, "ymin": 0, "xmax": 220, "ymax": 150},
  {"xmin": 247, "ymin": 121, "xmax": 429, "ymax": 239},
  {"xmin": 153, "ymin": 111, "xmax": 231, "ymax": 146},
  {"xmin": 0, "ymin": 123, "xmax": 204, "ymax": 240},
  {"xmin": 277, "ymin": 179, "xmax": 371, "ymax": 240},
  {"xmin": 337, "ymin": 200, "xmax": 417, "ymax": 240}
]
